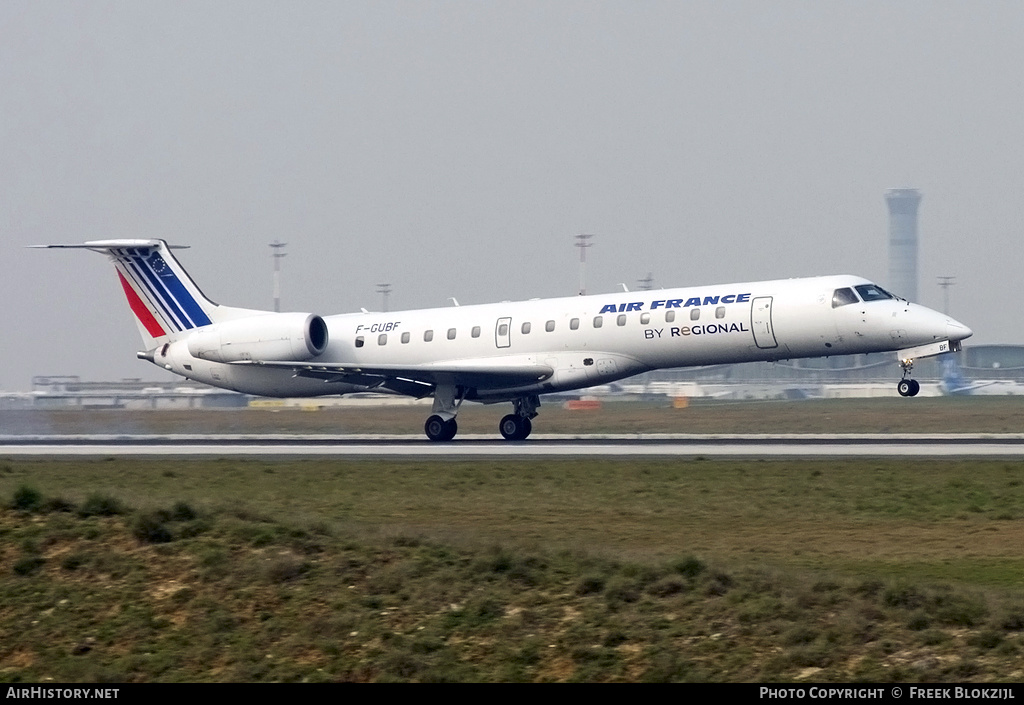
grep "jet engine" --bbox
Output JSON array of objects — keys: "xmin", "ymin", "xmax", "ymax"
[{"xmin": 186, "ymin": 312, "xmax": 329, "ymax": 363}]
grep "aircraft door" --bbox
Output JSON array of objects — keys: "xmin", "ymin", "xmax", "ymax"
[
  {"xmin": 750, "ymin": 296, "xmax": 779, "ymax": 349},
  {"xmin": 495, "ymin": 317, "xmax": 511, "ymax": 349}
]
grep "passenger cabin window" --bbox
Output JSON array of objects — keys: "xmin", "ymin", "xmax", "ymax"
[
  {"xmin": 715, "ymin": 306, "xmax": 726, "ymax": 319},
  {"xmin": 498, "ymin": 323, "xmax": 509, "ymax": 337},
  {"xmin": 355, "ymin": 336, "xmax": 364, "ymax": 348},
  {"xmin": 690, "ymin": 308, "xmax": 701, "ymax": 321},
  {"xmin": 401, "ymin": 332, "xmax": 410, "ymax": 344},
  {"xmin": 378, "ymin": 334, "xmax": 387, "ymax": 345},
  {"xmin": 593, "ymin": 316, "xmax": 603, "ymax": 328},
  {"xmin": 640, "ymin": 313, "xmax": 650, "ymax": 324},
  {"xmin": 617, "ymin": 314, "xmax": 627, "ymax": 326},
  {"xmin": 424, "ymin": 330, "xmax": 434, "ymax": 342},
  {"xmin": 855, "ymin": 284, "xmax": 895, "ymax": 302},
  {"xmin": 471, "ymin": 326, "xmax": 481, "ymax": 338},
  {"xmin": 570, "ymin": 318, "xmax": 580, "ymax": 330},
  {"xmin": 521, "ymin": 322, "xmax": 531, "ymax": 334},
  {"xmin": 832, "ymin": 288, "xmax": 859, "ymax": 308},
  {"xmin": 447, "ymin": 328, "xmax": 456, "ymax": 340},
  {"xmin": 665, "ymin": 310, "xmax": 676, "ymax": 323},
  {"xmin": 545, "ymin": 320, "xmax": 555, "ymax": 332}
]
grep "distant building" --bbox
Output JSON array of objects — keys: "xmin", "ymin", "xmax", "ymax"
[
  {"xmin": 4, "ymin": 346, "xmax": 1024, "ymax": 409},
  {"xmin": 634, "ymin": 346, "xmax": 1024, "ymax": 399},
  {"xmin": 0, "ymin": 376, "xmax": 249, "ymax": 410}
]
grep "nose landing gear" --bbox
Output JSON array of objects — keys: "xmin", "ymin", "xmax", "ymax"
[
  {"xmin": 897, "ymin": 378, "xmax": 920, "ymax": 397},
  {"xmin": 897, "ymin": 358, "xmax": 920, "ymax": 397}
]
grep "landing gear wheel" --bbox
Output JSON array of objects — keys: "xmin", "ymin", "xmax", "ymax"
[
  {"xmin": 897, "ymin": 379, "xmax": 920, "ymax": 397},
  {"xmin": 519, "ymin": 417, "xmax": 532, "ymax": 440},
  {"xmin": 499, "ymin": 414, "xmax": 532, "ymax": 441},
  {"xmin": 499, "ymin": 415, "xmax": 520, "ymax": 440},
  {"xmin": 425, "ymin": 415, "xmax": 458, "ymax": 442}
]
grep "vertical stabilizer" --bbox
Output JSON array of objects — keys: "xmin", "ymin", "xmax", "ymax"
[{"xmin": 33, "ymin": 239, "xmax": 263, "ymax": 350}]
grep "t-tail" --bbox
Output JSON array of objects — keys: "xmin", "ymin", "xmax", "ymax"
[{"xmin": 32, "ymin": 239, "xmax": 265, "ymax": 350}]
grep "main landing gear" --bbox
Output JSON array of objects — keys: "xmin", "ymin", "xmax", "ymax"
[
  {"xmin": 897, "ymin": 358, "xmax": 921, "ymax": 397},
  {"xmin": 424, "ymin": 414, "xmax": 458, "ymax": 442},
  {"xmin": 422, "ymin": 387, "xmax": 541, "ymax": 442},
  {"xmin": 499, "ymin": 395, "xmax": 540, "ymax": 441},
  {"xmin": 424, "ymin": 384, "xmax": 464, "ymax": 442}
]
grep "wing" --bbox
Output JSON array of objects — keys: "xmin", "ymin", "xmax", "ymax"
[{"xmin": 231, "ymin": 357, "xmax": 554, "ymax": 397}]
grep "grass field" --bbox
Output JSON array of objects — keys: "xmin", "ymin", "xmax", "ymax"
[
  {"xmin": 3, "ymin": 452, "xmax": 1024, "ymax": 681},
  {"xmin": 1, "ymin": 398, "xmax": 1023, "ymax": 682}
]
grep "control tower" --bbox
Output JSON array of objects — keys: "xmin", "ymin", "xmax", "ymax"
[{"xmin": 885, "ymin": 188, "xmax": 922, "ymax": 302}]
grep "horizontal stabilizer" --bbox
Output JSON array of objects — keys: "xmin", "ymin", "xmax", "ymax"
[{"xmin": 30, "ymin": 240, "xmax": 190, "ymax": 250}]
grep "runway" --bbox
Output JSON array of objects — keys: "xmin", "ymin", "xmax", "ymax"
[{"xmin": 3, "ymin": 433, "xmax": 1024, "ymax": 457}]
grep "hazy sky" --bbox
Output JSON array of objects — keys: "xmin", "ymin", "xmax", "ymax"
[{"xmin": 2, "ymin": 1, "xmax": 1022, "ymax": 391}]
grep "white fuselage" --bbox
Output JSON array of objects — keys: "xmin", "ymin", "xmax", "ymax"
[
  {"xmin": 40, "ymin": 237, "xmax": 974, "ymax": 440},
  {"xmin": 159, "ymin": 274, "xmax": 969, "ymax": 400}
]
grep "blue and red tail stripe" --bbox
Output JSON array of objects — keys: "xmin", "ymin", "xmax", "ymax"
[
  {"xmin": 114, "ymin": 246, "xmax": 213, "ymax": 334},
  {"xmin": 117, "ymin": 271, "xmax": 167, "ymax": 338}
]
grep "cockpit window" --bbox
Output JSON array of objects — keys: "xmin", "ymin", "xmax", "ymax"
[
  {"xmin": 832, "ymin": 287, "xmax": 859, "ymax": 308},
  {"xmin": 855, "ymin": 284, "xmax": 895, "ymax": 302}
]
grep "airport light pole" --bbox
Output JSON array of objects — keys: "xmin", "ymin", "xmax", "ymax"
[
  {"xmin": 937, "ymin": 276, "xmax": 956, "ymax": 315},
  {"xmin": 575, "ymin": 234, "xmax": 594, "ymax": 296},
  {"xmin": 377, "ymin": 283, "xmax": 392, "ymax": 313},
  {"xmin": 270, "ymin": 240, "xmax": 287, "ymax": 312}
]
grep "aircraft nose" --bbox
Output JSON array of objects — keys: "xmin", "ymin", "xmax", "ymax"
[{"xmin": 947, "ymin": 317, "xmax": 973, "ymax": 342}]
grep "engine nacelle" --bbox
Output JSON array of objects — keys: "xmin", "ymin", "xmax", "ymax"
[{"xmin": 186, "ymin": 313, "xmax": 329, "ymax": 363}]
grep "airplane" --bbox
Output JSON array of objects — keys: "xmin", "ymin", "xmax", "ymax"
[
  {"xmin": 939, "ymin": 356, "xmax": 1024, "ymax": 396},
  {"xmin": 35, "ymin": 239, "xmax": 973, "ymax": 441}
]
